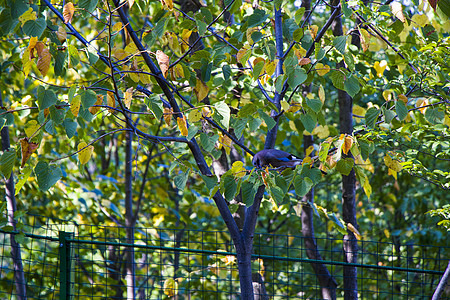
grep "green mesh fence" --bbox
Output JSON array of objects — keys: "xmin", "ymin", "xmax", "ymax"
[{"xmin": 1, "ymin": 219, "xmax": 449, "ymax": 299}]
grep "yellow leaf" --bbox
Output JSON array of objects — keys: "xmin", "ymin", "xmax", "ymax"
[
  {"xmin": 287, "ymin": 101, "xmax": 301, "ymax": 113},
  {"xmin": 20, "ymin": 138, "xmax": 39, "ymax": 168},
  {"xmin": 177, "ymin": 116, "xmax": 188, "ymax": 136},
  {"xmin": 19, "ymin": 7, "xmax": 37, "ymax": 24},
  {"xmin": 160, "ymin": 0, "xmax": 173, "ymax": 10},
  {"xmin": 36, "ymin": 46, "xmax": 51, "ymax": 76},
  {"xmin": 112, "ymin": 22, "xmax": 123, "ymax": 34},
  {"xmin": 384, "ymin": 228, "xmax": 390, "ymax": 238},
  {"xmin": 411, "ymin": 14, "xmax": 428, "ymax": 26},
  {"xmin": 124, "ymin": 87, "xmax": 133, "ymax": 109},
  {"xmin": 382, "ymin": 90, "xmax": 393, "ymax": 101},
  {"xmin": 71, "ymin": 95, "xmax": 81, "ymax": 117},
  {"xmin": 397, "ymin": 94, "xmax": 408, "ymax": 103},
  {"xmin": 384, "ymin": 154, "xmax": 402, "ymax": 172},
  {"xmin": 188, "ymin": 109, "xmax": 202, "ymax": 123},
  {"xmin": 388, "ymin": 168, "xmax": 397, "ymax": 180},
  {"xmin": 171, "ymin": 63, "xmax": 184, "ymax": 79},
  {"xmin": 390, "ymin": 2, "xmax": 405, "ymax": 22},
  {"xmin": 415, "ymin": 98, "xmax": 428, "ymax": 114},
  {"xmin": 156, "ymin": 50, "xmax": 170, "ymax": 78},
  {"xmin": 363, "ymin": 175, "xmax": 372, "ymax": 199},
  {"xmin": 359, "ymin": 28, "xmax": 371, "ymax": 52},
  {"xmin": 113, "ymin": 48, "xmax": 127, "ymax": 60},
  {"xmin": 309, "ymin": 25, "xmax": 318, "ymax": 40},
  {"xmin": 22, "ymin": 48, "xmax": 32, "ymax": 78},
  {"xmin": 373, "ymin": 60, "xmax": 388, "ymax": 77},
  {"xmin": 163, "ymin": 107, "xmax": 173, "ymax": 125},
  {"xmin": 444, "ymin": 114, "xmax": 450, "ymax": 127},
  {"xmin": 342, "ymin": 135, "xmax": 353, "ymax": 155},
  {"xmin": 312, "ymin": 125, "xmax": 329, "ymax": 139},
  {"xmin": 280, "ymin": 100, "xmax": 289, "ymax": 112},
  {"xmin": 318, "ymin": 84, "xmax": 325, "ymax": 104},
  {"xmin": 78, "ymin": 142, "xmax": 94, "ymax": 165},
  {"xmin": 89, "ymin": 95, "xmax": 103, "ymax": 114},
  {"xmin": 294, "ymin": 47, "xmax": 306, "ymax": 60},
  {"xmin": 56, "ymin": 26, "xmax": 67, "ymax": 43},
  {"xmin": 264, "ymin": 60, "xmax": 276, "ymax": 76},
  {"xmin": 315, "ymin": 63, "xmax": 330, "ymax": 76},
  {"xmin": 219, "ymin": 133, "xmax": 233, "ymax": 155},
  {"xmin": 107, "ymin": 91, "xmax": 115, "ymax": 113},
  {"xmin": 63, "ymin": 2, "xmax": 75, "ymax": 24},
  {"xmin": 25, "ymin": 120, "xmax": 40, "ymax": 138},
  {"xmin": 353, "ymin": 105, "xmax": 366, "ymax": 117},
  {"xmin": 347, "ymin": 223, "xmax": 362, "ymax": 240},
  {"xmin": 194, "ymin": 80, "xmax": 209, "ymax": 101},
  {"xmin": 128, "ymin": 0, "xmax": 135, "ymax": 9}
]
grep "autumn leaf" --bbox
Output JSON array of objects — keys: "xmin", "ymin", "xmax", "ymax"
[
  {"xmin": 107, "ymin": 91, "xmax": 115, "ymax": 113},
  {"xmin": 163, "ymin": 278, "xmax": 178, "ymax": 297},
  {"xmin": 264, "ymin": 60, "xmax": 276, "ymax": 76},
  {"xmin": 194, "ymin": 80, "xmax": 209, "ymax": 102},
  {"xmin": 71, "ymin": 95, "xmax": 81, "ymax": 117},
  {"xmin": 163, "ymin": 107, "xmax": 173, "ymax": 125},
  {"xmin": 63, "ymin": 2, "xmax": 75, "ymax": 24},
  {"xmin": 25, "ymin": 120, "xmax": 40, "ymax": 138},
  {"xmin": 89, "ymin": 95, "xmax": 103, "ymax": 114},
  {"xmin": 156, "ymin": 50, "xmax": 170, "ymax": 78},
  {"xmin": 177, "ymin": 115, "xmax": 188, "ymax": 136},
  {"xmin": 347, "ymin": 223, "xmax": 362, "ymax": 240},
  {"xmin": 36, "ymin": 44, "xmax": 51, "ymax": 76},
  {"xmin": 160, "ymin": 0, "xmax": 173, "ymax": 11},
  {"xmin": 20, "ymin": 138, "xmax": 39, "ymax": 168},
  {"xmin": 318, "ymin": 84, "xmax": 325, "ymax": 103},
  {"xmin": 78, "ymin": 142, "xmax": 94, "ymax": 165},
  {"xmin": 342, "ymin": 135, "xmax": 353, "ymax": 155},
  {"xmin": 56, "ymin": 26, "xmax": 67, "ymax": 43},
  {"xmin": 298, "ymin": 57, "xmax": 311, "ymax": 66},
  {"xmin": 316, "ymin": 63, "xmax": 330, "ymax": 76},
  {"xmin": 124, "ymin": 88, "xmax": 133, "ymax": 109},
  {"xmin": 19, "ymin": 7, "xmax": 37, "ymax": 24}
]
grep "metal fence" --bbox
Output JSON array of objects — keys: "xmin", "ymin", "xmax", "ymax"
[{"xmin": 1, "ymin": 221, "xmax": 449, "ymax": 299}]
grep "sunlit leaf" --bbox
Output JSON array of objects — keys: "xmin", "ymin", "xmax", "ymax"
[{"xmin": 78, "ymin": 142, "xmax": 94, "ymax": 165}]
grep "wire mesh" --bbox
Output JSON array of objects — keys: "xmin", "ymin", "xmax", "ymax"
[{"xmin": 1, "ymin": 221, "xmax": 449, "ymax": 299}]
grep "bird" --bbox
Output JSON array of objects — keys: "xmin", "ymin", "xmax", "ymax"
[{"xmin": 252, "ymin": 149, "xmax": 303, "ymax": 169}]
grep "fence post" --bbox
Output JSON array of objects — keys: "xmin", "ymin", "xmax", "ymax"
[{"xmin": 59, "ymin": 231, "xmax": 74, "ymax": 300}]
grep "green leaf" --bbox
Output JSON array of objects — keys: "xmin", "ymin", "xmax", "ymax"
[
  {"xmin": 238, "ymin": 104, "xmax": 257, "ymax": 118},
  {"xmin": 425, "ymin": 107, "xmax": 445, "ymax": 124},
  {"xmin": 287, "ymin": 67, "xmax": 307, "ymax": 87},
  {"xmin": 293, "ymin": 28, "xmax": 304, "ymax": 42},
  {"xmin": 247, "ymin": 9, "xmax": 267, "ymax": 27},
  {"xmin": 214, "ymin": 101, "xmax": 230, "ymax": 129},
  {"xmin": 294, "ymin": 7, "xmax": 306, "ymax": 25},
  {"xmin": 306, "ymin": 98, "xmax": 323, "ymax": 113},
  {"xmin": 250, "ymin": 31, "xmax": 263, "ymax": 43},
  {"xmin": 253, "ymin": 60, "xmax": 265, "ymax": 79},
  {"xmin": 331, "ymin": 70, "xmax": 346, "ymax": 90},
  {"xmin": 395, "ymin": 100, "xmax": 408, "ymax": 121},
  {"xmin": 233, "ymin": 118, "xmax": 247, "ymax": 139},
  {"xmin": 49, "ymin": 105, "xmax": 66, "ymax": 124},
  {"xmin": 294, "ymin": 176, "xmax": 313, "ymax": 197},
  {"xmin": 187, "ymin": 125, "xmax": 199, "ymax": 140},
  {"xmin": 319, "ymin": 142, "xmax": 331, "ymax": 163},
  {"xmin": 37, "ymin": 89, "xmax": 57, "ymax": 110},
  {"xmin": 15, "ymin": 167, "xmax": 32, "ymax": 195},
  {"xmin": 22, "ymin": 18, "xmax": 46, "ymax": 38},
  {"xmin": 78, "ymin": 0, "xmax": 98, "ymax": 13},
  {"xmin": 174, "ymin": 171, "xmax": 189, "ymax": 190},
  {"xmin": 330, "ymin": 213, "xmax": 347, "ymax": 235},
  {"xmin": 336, "ymin": 158, "xmax": 354, "ymax": 176},
  {"xmin": 0, "ymin": 150, "xmax": 16, "ymax": 179},
  {"xmin": 34, "ymin": 161, "xmax": 62, "ymax": 191},
  {"xmin": 333, "ymin": 35, "xmax": 347, "ymax": 54},
  {"xmin": 270, "ymin": 186, "xmax": 285, "ymax": 204},
  {"xmin": 200, "ymin": 133, "xmax": 218, "ymax": 152},
  {"xmin": 343, "ymin": 53, "xmax": 355, "ymax": 71},
  {"xmin": 300, "ymin": 113, "xmax": 316, "ymax": 133},
  {"xmin": 365, "ymin": 107, "xmax": 380, "ymax": 129},
  {"xmin": 222, "ymin": 175, "xmax": 238, "ymax": 201},
  {"xmin": 344, "ymin": 75, "xmax": 360, "ymax": 97},
  {"xmin": 384, "ymin": 108, "xmax": 396, "ymax": 124},
  {"xmin": 196, "ymin": 20, "xmax": 207, "ymax": 36},
  {"xmin": 241, "ymin": 181, "xmax": 256, "ymax": 206},
  {"xmin": 154, "ymin": 18, "xmax": 166, "ymax": 38},
  {"xmin": 258, "ymin": 109, "xmax": 276, "ymax": 130},
  {"xmin": 201, "ymin": 174, "xmax": 218, "ymax": 191},
  {"xmin": 80, "ymin": 90, "xmax": 97, "ymax": 109},
  {"xmin": 222, "ymin": 64, "xmax": 231, "ymax": 81},
  {"xmin": 63, "ymin": 118, "xmax": 77, "ymax": 139}
]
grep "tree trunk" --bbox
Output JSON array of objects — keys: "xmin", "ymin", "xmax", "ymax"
[
  {"xmin": 124, "ymin": 129, "xmax": 136, "ymax": 299},
  {"xmin": 331, "ymin": 2, "xmax": 359, "ymax": 299},
  {"xmin": 1, "ymin": 91, "xmax": 27, "ymax": 300}
]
